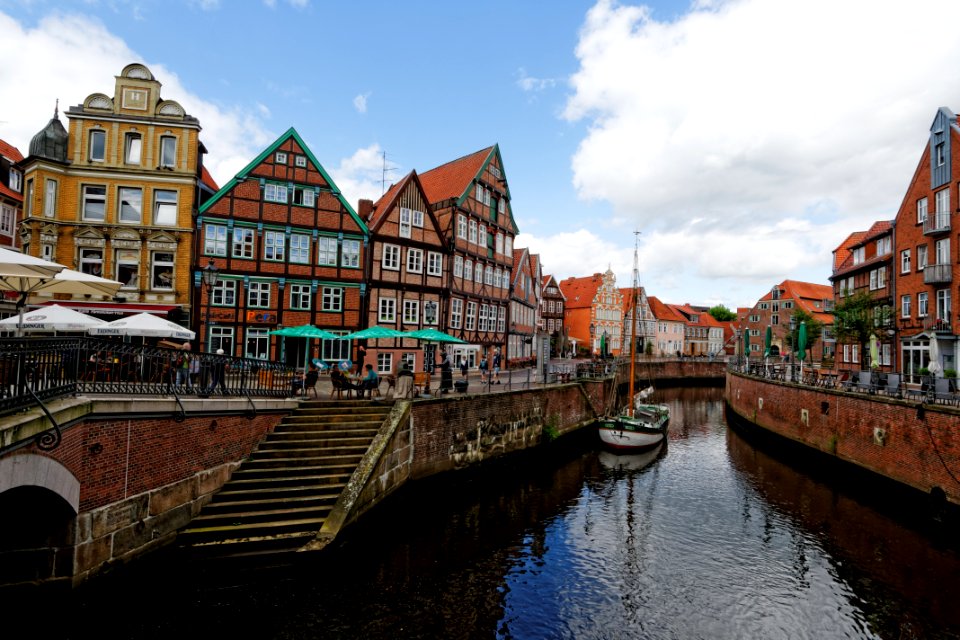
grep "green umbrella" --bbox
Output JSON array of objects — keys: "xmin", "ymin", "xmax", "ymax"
[
  {"xmin": 402, "ymin": 328, "xmax": 466, "ymax": 343},
  {"xmin": 743, "ymin": 330, "xmax": 750, "ymax": 365},
  {"xmin": 797, "ymin": 321, "xmax": 807, "ymax": 377},
  {"xmin": 270, "ymin": 324, "xmax": 339, "ymax": 390},
  {"xmin": 339, "ymin": 325, "xmax": 407, "ymax": 340},
  {"xmin": 763, "ymin": 325, "xmax": 772, "ymax": 359}
]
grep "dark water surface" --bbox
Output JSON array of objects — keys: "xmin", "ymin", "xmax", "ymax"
[{"xmin": 17, "ymin": 387, "xmax": 960, "ymax": 639}]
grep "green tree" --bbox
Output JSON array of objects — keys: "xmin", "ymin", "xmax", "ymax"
[
  {"xmin": 707, "ymin": 304, "xmax": 736, "ymax": 321},
  {"xmin": 831, "ymin": 291, "xmax": 891, "ymax": 366},
  {"xmin": 784, "ymin": 308, "xmax": 824, "ymax": 356}
]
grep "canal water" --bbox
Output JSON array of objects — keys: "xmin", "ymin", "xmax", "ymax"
[{"xmin": 19, "ymin": 387, "xmax": 960, "ymax": 639}]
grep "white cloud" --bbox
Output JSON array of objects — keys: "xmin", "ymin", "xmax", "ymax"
[
  {"xmin": 0, "ymin": 11, "xmax": 273, "ymax": 189},
  {"xmin": 263, "ymin": 0, "xmax": 309, "ymax": 8},
  {"xmin": 190, "ymin": 0, "xmax": 220, "ymax": 10},
  {"xmin": 328, "ymin": 143, "xmax": 395, "ymax": 206},
  {"xmin": 353, "ymin": 92, "xmax": 370, "ymax": 114},
  {"xmin": 516, "ymin": 229, "xmax": 633, "ymax": 286},
  {"xmin": 516, "ymin": 67, "xmax": 557, "ymax": 92},
  {"xmin": 563, "ymin": 0, "xmax": 960, "ymax": 302}
]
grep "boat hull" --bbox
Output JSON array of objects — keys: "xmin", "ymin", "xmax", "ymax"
[{"xmin": 598, "ymin": 405, "xmax": 669, "ymax": 452}]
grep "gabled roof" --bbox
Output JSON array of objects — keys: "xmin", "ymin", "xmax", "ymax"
[
  {"xmin": 367, "ymin": 174, "xmax": 408, "ymax": 227},
  {"xmin": 542, "ymin": 274, "xmax": 566, "ymax": 300},
  {"xmin": 832, "ymin": 231, "xmax": 867, "ymax": 271},
  {"xmin": 0, "ymin": 139, "xmax": 24, "ymax": 163},
  {"xmin": 648, "ymin": 296, "xmax": 686, "ymax": 323},
  {"xmin": 200, "ymin": 165, "xmax": 219, "ymax": 192},
  {"xmin": 861, "ymin": 220, "xmax": 892, "ymax": 243},
  {"xmin": 558, "ymin": 274, "xmax": 603, "ymax": 309},
  {"xmin": 199, "ymin": 127, "xmax": 367, "ymax": 233},
  {"xmin": 759, "ymin": 279, "xmax": 834, "ymax": 323}
]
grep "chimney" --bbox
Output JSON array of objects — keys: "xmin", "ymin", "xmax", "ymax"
[{"xmin": 358, "ymin": 199, "xmax": 374, "ymax": 221}]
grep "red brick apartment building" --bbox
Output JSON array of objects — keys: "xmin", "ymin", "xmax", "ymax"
[
  {"xmin": 419, "ymin": 145, "xmax": 518, "ymax": 367},
  {"xmin": 741, "ymin": 280, "xmax": 834, "ymax": 362},
  {"xmin": 0, "ymin": 139, "xmax": 23, "ymax": 251},
  {"xmin": 197, "ymin": 128, "xmax": 368, "ymax": 364},
  {"xmin": 559, "ymin": 269, "xmax": 623, "ymax": 356},
  {"xmin": 893, "ymin": 107, "xmax": 960, "ymax": 377},
  {"xmin": 358, "ymin": 170, "xmax": 446, "ymax": 374},
  {"xmin": 829, "ymin": 220, "xmax": 894, "ymax": 370}
]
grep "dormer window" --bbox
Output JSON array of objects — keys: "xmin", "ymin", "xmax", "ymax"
[{"xmin": 936, "ymin": 142, "xmax": 946, "ymax": 167}]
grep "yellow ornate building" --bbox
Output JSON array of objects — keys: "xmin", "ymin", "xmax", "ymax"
[{"xmin": 18, "ymin": 63, "xmax": 211, "ymax": 320}]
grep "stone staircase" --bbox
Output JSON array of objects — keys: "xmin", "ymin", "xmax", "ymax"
[{"xmin": 178, "ymin": 399, "xmax": 391, "ymax": 559}]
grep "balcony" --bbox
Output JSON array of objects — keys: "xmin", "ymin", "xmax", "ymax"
[
  {"xmin": 923, "ymin": 263, "xmax": 953, "ymax": 284},
  {"xmin": 923, "ymin": 211, "xmax": 951, "ymax": 235},
  {"xmin": 923, "ymin": 316, "xmax": 952, "ymax": 333}
]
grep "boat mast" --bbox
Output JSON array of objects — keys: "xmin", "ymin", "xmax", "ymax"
[{"xmin": 627, "ymin": 231, "xmax": 640, "ymax": 418}]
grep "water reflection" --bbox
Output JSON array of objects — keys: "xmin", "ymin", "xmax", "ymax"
[{"xmin": 12, "ymin": 387, "xmax": 960, "ymax": 640}]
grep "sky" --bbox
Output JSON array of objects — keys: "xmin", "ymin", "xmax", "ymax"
[{"xmin": 2, "ymin": 0, "xmax": 960, "ymax": 309}]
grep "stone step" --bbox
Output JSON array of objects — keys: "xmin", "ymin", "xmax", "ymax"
[
  {"xmin": 190, "ymin": 504, "xmax": 332, "ymax": 528},
  {"xmin": 204, "ymin": 489, "xmax": 341, "ymax": 510},
  {"xmin": 275, "ymin": 420, "xmax": 384, "ymax": 432},
  {"xmin": 182, "ymin": 530, "xmax": 318, "ymax": 557},
  {"xmin": 212, "ymin": 483, "xmax": 347, "ymax": 503},
  {"xmin": 289, "ymin": 405, "xmax": 392, "ymax": 415},
  {"xmin": 242, "ymin": 454, "xmax": 363, "ymax": 468},
  {"xmin": 179, "ymin": 517, "xmax": 326, "ymax": 545},
  {"xmin": 251, "ymin": 445, "xmax": 368, "ymax": 459},
  {"xmin": 259, "ymin": 436, "xmax": 374, "ymax": 450},
  {"xmin": 279, "ymin": 414, "xmax": 388, "ymax": 426},
  {"xmin": 267, "ymin": 429, "xmax": 379, "ymax": 441},
  {"xmin": 230, "ymin": 463, "xmax": 356, "ymax": 481}
]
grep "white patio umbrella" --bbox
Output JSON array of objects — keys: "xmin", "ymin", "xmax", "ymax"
[
  {"xmin": 0, "ymin": 304, "xmax": 106, "ymax": 332},
  {"xmin": 89, "ymin": 312, "xmax": 195, "ymax": 340},
  {"xmin": 0, "ymin": 246, "xmax": 65, "ymax": 280},
  {"xmin": 928, "ymin": 334, "xmax": 942, "ymax": 376}
]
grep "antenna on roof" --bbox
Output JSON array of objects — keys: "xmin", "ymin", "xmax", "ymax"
[{"xmin": 381, "ymin": 150, "xmax": 398, "ymax": 195}]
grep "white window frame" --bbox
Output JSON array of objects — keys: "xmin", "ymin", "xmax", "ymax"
[
  {"xmin": 901, "ymin": 249, "xmax": 911, "ymax": 273},
  {"xmin": 457, "ymin": 214, "xmax": 467, "ymax": 239},
  {"xmin": 321, "ymin": 286, "xmax": 343, "ymax": 312},
  {"xmin": 454, "ymin": 255, "xmax": 463, "ymax": 278},
  {"xmin": 118, "ymin": 187, "xmax": 142, "ymax": 224},
  {"xmin": 475, "ymin": 262, "xmax": 483, "ymax": 284},
  {"xmin": 478, "ymin": 304, "xmax": 489, "ymax": 332},
  {"xmin": 427, "ymin": 251, "xmax": 442, "ymax": 276},
  {"xmin": 8, "ymin": 168, "xmax": 21, "ymax": 192},
  {"xmin": 233, "ymin": 228, "xmax": 255, "ymax": 259},
  {"xmin": 917, "ymin": 245, "xmax": 928, "ymax": 270},
  {"xmin": 43, "ymin": 179, "xmax": 57, "ymax": 218},
  {"xmin": 918, "ymin": 291, "xmax": 929, "ymax": 317},
  {"xmin": 450, "ymin": 298, "xmax": 463, "ymax": 329},
  {"xmin": 936, "ymin": 288, "xmax": 951, "ymax": 321},
  {"xmin": 382, "ymin": 244, "xmax": 400, "ymax": 271},
  {"xmin": 468, "ymin": 220, "xmax": 477, "ymax": 244},
  {"xmin": 264, "ymin": 183, "xmax": 288, "ymax": 203},
  {"xmin": 318, "ymin": 236, "xmax": 338, "ymax": 266},
  {"xmin": 160, "ymin": 135, "xmax": 177, "ymax": 168},
  {"xmin": 295, "ymin": 155, "xmax": 307, "ymax": 168},
  {"xmin": 205, "ymin": 223, "xmax": 228, "ymax": 256},
  {"xmin": 275, "ymin": 152, "xmax": 287, "ymax": 164},
  {"xmin": 406, "ymin": 248, "xmax": 423, "ymax": 273},
  {"xmin": 423, "ymin": 300, "xmax": 439, "ymax": 326},
  {"xmin": 342, "ymin": 239, "xmax": 360, "ymax": 268},
  {"xmin": 153, "ymin": 189, "xmax": 178, "ymax": 226},
  {"xmin": 505, "ymin": 235, "xmax": 513, "ymax": 258},
  {"xmin": 496, "ymin": 233, "xmax": 504, "ymax": 255},
  {"xmin": 399, "ymin": 207, "xmax": 412, "ymax": 239},
  {"xmin": 79, "ymin": 248, "xmax": 103, "ymax": 277},
  {"xmin": 464, "ymin": 260, "xmax": 473, "ymax": 282},
  {"xmin": 151, "ymin": 251, "xmax": 174, "ymax": 290},
  {"xmin": 412, "ymin": 209, "xmax": 424, "ymax": 227},
  {"xmin": 89, "ymin": 129, "xmax": 105, "ymax": 162},
  {"xmin": 402, "ymin": 299, "xmax": 419, "ymax": 324},
  {"xmin": 465, "ymin": 301, "xmax": 477, "ymax": 330},
  {"xmin": 377, "ymin": 352, "xmax": 393, "ymax": 375},
  {"xmin": 0, "ymin": 204, "xmax": 14, "ymax": 236},
  {"xmin": 115, "ymin": 249, "xmax": 138, "ymax": 289},
  {"xmin": 379, "ymin": 297, "xmax": 396, "ymax": 323},
  {"xmin": 247, "ymin": 281, "xmax": 271, "ymax": 308},
  {"xmin": 290, "ymin": 233, "xmax": 311, "ymax": 264},
  {"xmin": 485, "ymin": 265, "xmax": 494, "ymax": 285},
  {"xmin": 82, "ymin": 185, "xmax": 106, "ymax": 221},
  {"xmin": 213, "ymin": 280, "xmax": 236, "ymax": 306},
  {"xmin": 264, "ymin": 230, "xmax": 285, "ymax": 261},
  {"xmin": 290, "ymin": 283, "xmax": 312, "ymax": 310},
  {"xmin": 293, "ymin": 187, "xmax": 315, "ymax": 207},
  {"xmin": 498, "ymin": 306, "xmax": 506, "ymax": 333},
  {"xmin": 124, "ymin": 132, "xmax": 142, "ymax": 165},
  {"xmin": 901, "ymin": 294, "xmax": 911, "ymax": 318},
  {"xmin": 917, "ymin": 197, "xmax": 928, "ymax": 224},
  {"xmin": 935, "ymin": 237, "xmax": 950, "ymax": 266}
]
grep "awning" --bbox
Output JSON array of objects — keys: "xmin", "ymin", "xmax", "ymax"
[{"xmin": 34, "ymin": 300, "xmax": 180, "ymax": 317}]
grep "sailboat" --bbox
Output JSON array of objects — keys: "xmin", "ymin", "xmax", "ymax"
[{"xmin": 598, "ymin": 232, "xmax": 669, "ymax": 452}]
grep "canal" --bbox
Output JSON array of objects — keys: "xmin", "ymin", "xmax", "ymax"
[{"xmin": 15, "ymin": 386, "xmax": 960, "ymax": 639}]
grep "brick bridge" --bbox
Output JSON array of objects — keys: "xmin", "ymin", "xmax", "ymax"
[{"xmin": 0, "ymin": 359, "xmax": 725, "ymax": 589}]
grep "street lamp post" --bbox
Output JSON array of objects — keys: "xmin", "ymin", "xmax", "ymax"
[
  {"xmin": 201, "ymin": 258, "xmax": 220, "ymax": 390},
  {"xmin": 589, "ymin": 322, "xmax": 595, "ymax": 356}
]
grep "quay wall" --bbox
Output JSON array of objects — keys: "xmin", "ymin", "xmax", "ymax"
[{"xmin": 725, "ymin": 371, "xmax": 960, "ymax": 506}]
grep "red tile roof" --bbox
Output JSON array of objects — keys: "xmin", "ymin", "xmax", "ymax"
[
  {"xmin": 419, "ymin": 147, "xmax": 493, "ymax": 204},
  {"xmin": 648, "ymin": 296, "xmax": 686, "ymax": 322},
  {"xmin": 759, "ymin": 279, "xmax": 834, "ymax": 323},
  {"xmin": 558, "ymin": 274, "xmax": 603, "ymax": 309},
  {"xmin": 862, "ymin": 220, "xmax": 892, "ymax": 242},
  {"xmin": 832, "ymin": 231, "xmax": 866, "ymax": 271},
  {"xmin": 200, "ymin": 165, "xmax": 219, "ymax": 191},
  {"xmin": 0, "ymin": 139, "xmax": 24, "ymax": 163},
  {"xmin": 367, "ymin": 171, "xmax": 412, "ymax": 228}
]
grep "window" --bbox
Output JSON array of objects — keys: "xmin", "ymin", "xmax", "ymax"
[
  {"xmin": 475, "ymin": 262, "xmax": 483, "ymax": 284},
  {"xmin": 290, "ymin": 283, "xmax": 312, "ymax": 310},
  {"xmin": 154, "ymin": 190, "xmax": 177, "ymax": 225},
  {"xmin": 917, "ymin": 245, "xmax": 928, "ymax": 270},
  {"xmin": 936, "ymin": 142, "xmax": 945, "ymax": 166},
  {"xmin": 43, "ymin": 179, "xmax": 57, "ymax": 218},
  {"xmin": 379, "ymin": 297, "xmax": 396, "ymax": 322},
  {"xmin": 843, "ymin": 344, "xmax": 850, "ymax": 363},
  {"xmin": 457, "ymin": 214, "xmax": 467, "ymax": 239},
  {"xmin": 82, "ymin": 185, "xmax": 106, "ymax": 221},
  {"xmin": 382, "ymin": 244, "xmax": 400, "ymax": 270},
  {"xmin": 321, "ymin": 287, "xmax": 343, "ymax": 312},
  {"xmin": 454, "ymin": 256, "xmax": 463, "ymax": 278},
  {"xmin": 151, "ymin": 251, "xmax": 174, "ymax": 289},
  {"xmin": 480, "ymin": 304, "xmax": 491, "ymax": 332},
  {"xmin": 505, "ymin": 236, "xmax": 513, "ymax": 258},
  {"xmin": 870, "ymin": 267, "xmax": 885, "ymax": 290},
  {"xmin": 475, "ymin": 183, "xmax": 483, "ymax": 202},
  {"xmin": 124, "ymin": 133, "xmax": 142, "ymax": 165},
  {"xmin": 8, "ymin": 168, "xmax": 21, "ymax": 192},
  {"xmin": 233, "ymin": 228, "xmax": 255, "ymax": 259},
  {"xmin": 25, "ymin": 179, "xmax": 33, "ymax": 216},
  {"xmin": 245, "ymin": 328, "xmax": 270, "ymax": 360},
  {"xmin": 210, "ymin": 326, "xmax": 234, "ymax": 354},
  {"xmin": 118, "ymin": 187, "xmax": 142, "ymax": 223},
  {"xmin": 115, "ymin": 249, "xmax": 139, "ymax": 289},
  {"xmin": 406, "ymin": 248, "xmax": 423, "ymax": 273},
  {"xmin": 451, "ymin": 299, "xmax": 463, "ymax": 329},
  {"xmin": 498, "ymin": 306, "xmax": 506, "ymax": 333},
  {"xmin": 483, "ymin": 188, "xmax": 491, "ymax": 206},
  {"xmin": 935, "ymin": 188, "xmax": 950, "ymax": 215},
  {"xmin": 342, "ymin": 239, "xmax": 360, "ymax": 267},
  {"xmin": 937, "ymin": 289, "xmax": 951, "ymax": 321},
  {"xmin": 399, "ymin": 207, "xmax": 411, "ymax": 238},
  {"xmin": 882, "ymin": 343, "xmax": 892, "ymax": 367},
  {"xmin": 901, "ymin": 294, "xmax": 911, "ymax": 317},
  {"xmin": 423, "ymin": 300, "xmax": 438, "ymax": 325},
  {"xmin": 918, "ymin": 292, "xmax": 929, "ymax": 317},
  {"xmin": 79, "ymin": 248, "xmax": 103, "ymax": 277},
  {"xmin": 377, "ymin": 352, "xmax": 393, "ymax": 375},
  {"xmin": 464, "ymin": 260, "xmax": 473, "ymax": 282},
  {"xmin": 468, "ymin": 220, "xmax": 477, "ymax": 244},
  {"xmin": 901, "ymin": 249, "xmax": 911, "ymax": 273},
  {"xmin": 498, "ymin": 197, "xmax": 505, "ymax": 215},
  {"xmin": 160, "ymin": 136, "xmax": 177, "ymax": 168},
  {"xmin": 852, "ymin": 247, "xmax": 865, "ymax": 265},
  {"xmin": 275, "ymin": 152, "xmax": 287, "ymax": 164},
  {"xmin": 0, "ymin": 205, "xmax": 14, "ymax": 236},
  {"xmin": 479, "ymin": 224, "xmax": 486, "ymax": 247},
  {"xmin": 293, "ymin": 187, "xmax": 315, "ymax": 207},
  {"xmin": 412, "ymin": 209, "xmax": 424, "ymax": 227},
  {"xmin": 403, "ymin": 300, "xmax": 419, "ymax": 324},
  {"xmin": 495, "ymin": 268, "xmax": 502, "ymax": 288},
  {"xmin": 213, "ymin": 280, "xmax": 236, "ymax": 306},
  {"xmin": 485, "ymin": 265, "xmax": 494, "ymax": 285},
  {"xmin": 771, "ymin": 315, "xmax": 779, "ymax": 325},
  {"xmin": 427, "ymin": 252, "xmax": 442, "ymax": 276},
  {"xmin": 264, "ymin": 231, "xmax": 285, "ymax": 261},
  {"xmin": 295, "ymin": 155, "xmax": 307, "ymax": 168},
  {"xmin": 290, "ymin": 234, "xmax": 310, "ymax": 264},
  {"xmin": 465, "ymin": 301, "xmax": 477, "ymax": 330},
  {"xmin": 248, "ymin": 281, "xmax": 271, "ymax": 307},
  {"xmin": 264, "ymin": 183, "xmax": 288, "ymax": 203},
  {"xmin": 318, "ymin": 236, "xmax": 338, "ymax": 266},
  {"xmin": 936, "ymin": 238, "xmax": 950, "ymax": 265},
  {"xmin": 89, "ymin": 130, "xmax": 105, "ymax": 162},
  {"xmin": 917, "ymin": 197, "xmax": 928, "ymax": 224},
  {"xmin": 496, "ymin": 233, "xmax": 504, "ymax": 255}
]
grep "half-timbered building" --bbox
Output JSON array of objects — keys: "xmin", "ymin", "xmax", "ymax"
[
  {"xmin": 507, "ymin": 247, "xmax": 540, "ymax": 367},
  {"xmin": 540, "ymin": 274, "xmax": 567, "ymax": 357},
  {"xmin": 359, "ymin": 170, "xmax": 446, "ymax": 374},
  {"xmin": 197, "ymin": 128, "xmax": 368, "ymax": 364},
  {"xmin": 420, "ymin": 145, "xmax": 518, "ymax": 368}
]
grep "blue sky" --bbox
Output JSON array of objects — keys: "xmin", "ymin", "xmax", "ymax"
[{"xmin": 3, "ymin": 0, "xmax": 960, "ymax": 309}]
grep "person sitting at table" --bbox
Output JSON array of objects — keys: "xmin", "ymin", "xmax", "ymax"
[
  {"xmin": 331, "ymin": 366, "xmax": 360, "ymax": 394},
  {"xmin": 358, "ymin": 363, "xmax": 379, "ymax": 398}
]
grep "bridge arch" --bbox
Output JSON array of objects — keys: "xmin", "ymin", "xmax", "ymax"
[{"xmin": 0, "ymin": 454, "xmax": 80, "ymax": 513}]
